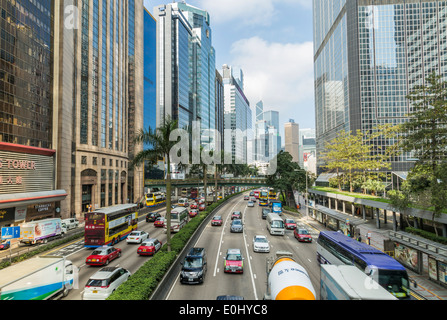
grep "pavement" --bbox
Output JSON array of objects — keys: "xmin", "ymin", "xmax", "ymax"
[{"xmin": 293, "ymin": 197, "xmax": 447, "ymax": 301}]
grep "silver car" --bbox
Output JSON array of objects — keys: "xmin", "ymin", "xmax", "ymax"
[
  {"xmin": 253, "ymin": 235, "xmax": 270, "ymax": 253},
  {"xmin": 247, "ymin": 201, "xmax": 254, "ymax": 207},
  {"xmin": 230, "ymin": 219, "xmax": 243, "ymax": 233}
]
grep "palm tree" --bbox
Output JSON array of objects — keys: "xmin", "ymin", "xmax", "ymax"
[{"xmin": 130, "ymin": 116, "xmax": 178, "ymax": 252}]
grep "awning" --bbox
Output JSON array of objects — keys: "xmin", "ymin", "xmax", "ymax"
[
  {"xmin": 0, "ymin": 190, "xmax": 68, "ymax": 209},
  {"xmin": 392, "ymin": 171, "xmax": 408, "ymax": 180},
  {"xmin": 315, "ymin": 173, "xmax": 339, "ymax": 183}
]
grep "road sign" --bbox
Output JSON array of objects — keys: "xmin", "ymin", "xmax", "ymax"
[{"xmin": 1, "ymin": 226, "xmax": 20, "ymax": 240}]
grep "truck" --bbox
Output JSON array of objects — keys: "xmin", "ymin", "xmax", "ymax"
[
  {"xmin": 19, "ymin": 218, "xmax": 65, "ymax": 245},
  {"xmin": 0, "ymin": 255, "xmax": 76, "ymax": 300},
  {"xmin": 320, "ymin": 265, "xmax": 397, "ymax": 300},
  {"xmin": 264, "ymin": 251, "xmax": 316, "ymax": 300}
]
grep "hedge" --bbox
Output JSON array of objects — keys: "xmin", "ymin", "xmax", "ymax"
[
  {"xmin": 405, "ymin": 227, "xmax": 447, "ymax": 245},
  {"xmin": 107, "ymin": 190, "xmax": 247, "ymax": 300}
]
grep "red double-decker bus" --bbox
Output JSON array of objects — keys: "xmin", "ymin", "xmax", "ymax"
[
  {"xmin": 84, "ymin": 204, "xmax": 138, "ymax": 248},
  {"xmin": 253, "ymin": 190, "xmax": 260, "ymax": 199},
  {"xmin": 190, "ymin": 188, "xmax": 198, "ymax": 200}
]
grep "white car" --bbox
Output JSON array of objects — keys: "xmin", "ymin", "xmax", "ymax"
[
  {"xmin": 61, "ymin": 218, "xmax": 79, "ymax": 230},
  {"xmin": 83, "ymin": 267, "xmax": 131, "ymax": 300},
  {"xmin": 247, "ymin": 201, "xmax": 254, "ymax": 207},
  {"xmin": 253, "ymin": 235, "xmax": 270, "ymax": 253},
  {"xmin": 126, "ymin": 230, "xmax": 149, "ymax": 244}
]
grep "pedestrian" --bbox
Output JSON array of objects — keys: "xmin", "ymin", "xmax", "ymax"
[{"xmin": 357, "ymin": 234, "xmax": 362, "ymax": 242}]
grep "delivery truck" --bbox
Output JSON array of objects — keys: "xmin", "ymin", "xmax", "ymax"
[
  {"xmin": 320, "ymin": 264, "xmax": 397, "ymax": 300},
  {"xmin": 264, "ymin": 251, "xmax": 316, "ymax": 300},
  {"xmin": 0, "ymin": 255, "xmax": 76, "ymax": 300},
  {"xmin": 19, "ymin": 218, "xmax": 64, "ymax": 245}
]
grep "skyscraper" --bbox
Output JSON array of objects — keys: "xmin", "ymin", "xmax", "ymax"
[
  {"xmin": 154, "ymin": 2, "xmax": 216, "ymax": 149},
  {"xmin": 313, "ymin": 0, "xmax": 447, "ymax": 176},
  {"xmin": 285, "ymin": 120, "xmax": 299, "ymax": 163},
  {"xmin": 55, "ymin": 0, "xmax": 145, "ymax": 217}
]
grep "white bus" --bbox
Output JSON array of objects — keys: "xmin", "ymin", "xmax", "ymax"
[
  {"xmin": 164, "ymin": 207, "xmax": 189, "ymax": 233},
  {"xmin": 266, "ymin": 213, "xmax": 285, "ymax": 236}
]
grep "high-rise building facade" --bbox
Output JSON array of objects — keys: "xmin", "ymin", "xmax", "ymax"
[
  {"xmin": 154, "ymin": 2, "xmax": 216, "ymax": 150},
  {"xmin": 285, "ymin": 120, "xmax": 299, "ymax": 163},
  {"xmin": 55, "ymin": 0, "xmax": 145, "ymax": 218},
  {"xmin": 222, "ymin": 64, "xmax": 252, "ymax": 164},
  {"xmin": 313, "ymin": 0, "xmax": 447, "ymax": 176}
]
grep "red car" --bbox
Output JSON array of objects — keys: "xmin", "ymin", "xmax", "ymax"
[
  {"xmin": 154, "ymin": 217, "xmax": 165, "ymax": 228},
  {"xmin": 199, "ymin": 203, "xmax": 206, "ymax": 211},
  {"xmin": 137, "ymin": 238, "xmax": 162, "ymax": 256},
  {"xmin": 86, "ymin": 246, "xmax": 121, "ymax": 266},
  {"xmin": 189, "ymin": 209, "xmax": 199, "ymax": 217},
  {"xmin": 294, "ymin": 228, "xmax": 312, "ymax": 242},
  {"xmin": 284, "ymin": 219, "xmax": 297, "ymax": 230},
  {"xmin": 211, "ymin": 215, "xmax": 223, "ymax": 226},
  {"xmin": 190, "ymin": 202, "xmax": 198, "ymax": 209}
]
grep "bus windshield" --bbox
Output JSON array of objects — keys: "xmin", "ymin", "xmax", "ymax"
[
  {"xmin": 271, "ymin": 220, "xmax": 284, "ymax": 228},
  {"xmin": 378, "ymin": 269, "xmax": 410, "ymax": 298}
]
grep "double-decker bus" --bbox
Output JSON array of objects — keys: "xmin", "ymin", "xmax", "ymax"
[
  {"xmin": 316, "ymin": 231, "xmax": 411, "ymax": 299},
  {"xmin": 268, "ymin": 189, "xmax": 277, "ymax": 200},
  {"xmin": 164, "ymin": 207, "xmax": 189, "ymax": 233},
  {"xmin": 259, "ymin": 191, "xmax": 269, "ymax": 206},
  {"xmin": 190, "ymin": 188, "xmax": 198, "ymax": 200},
  {"xmin": 253, "ymin": 190, "xmax": 260, "ymax": 199},
  {"xmin": 146, "ymin": 192, "xmax": 166, "ymax": 207},
  {"xmin": 85, "ymin": 204, "xmax": 138, "ymax": 248}
]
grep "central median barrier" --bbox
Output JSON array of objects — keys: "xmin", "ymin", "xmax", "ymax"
[{"xmin": 107, "ymin": 191, "xmax": 247, "ymax": 300}]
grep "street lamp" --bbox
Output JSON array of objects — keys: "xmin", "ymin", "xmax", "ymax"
[{"xmin": 294, "ymin": 169, "xmax": 309, "ymax": 220}]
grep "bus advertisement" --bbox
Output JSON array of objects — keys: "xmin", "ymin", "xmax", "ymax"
[
  {"xmin": 85, "ymin": 204, "xmax": 138, "ymax": 248},
  {"xmin": 316, "ymin": 231, "xmax": 412, "ymax": 300},
  {"xmin": 253, "ymin": 191, "xmax": 260, "ymax": 199},
  {"xmin": 271, "ymin": 200, "xmax": 282, "ymax": 215}
]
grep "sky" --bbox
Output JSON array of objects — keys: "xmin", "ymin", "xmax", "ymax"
[{"xmin": 144, "ymin": 0, "xmax": 316, "ymax": 141}]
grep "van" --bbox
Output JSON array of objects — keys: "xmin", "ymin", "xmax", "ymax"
[
  {"xmin": 180, "ymin": 247, "xmax": 207, "ymax": 284},
  {"xmin": 178, "ymin": 198, "xmax": 189, "ymax": 207},
  {"xmin": 266, "ymin": 213, "xmax": 285, "ymax": 236},
  {"xmin": 61, "ymin": 218, "xmax": 79, "ymax": 230}
]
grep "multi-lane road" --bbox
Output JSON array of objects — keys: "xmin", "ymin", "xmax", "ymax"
[{"xmin": 32, "ymin": 193, "xmax": 320, "ymax": 300}]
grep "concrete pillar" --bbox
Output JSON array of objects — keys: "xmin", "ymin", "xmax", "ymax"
[
  {"xmin": 362, "ymin": 205, "xmax": 366, "ymax": 221},
  {"xmin": 376, "ymin": 207, "xmax": 381, "ymax": 229},
  {"xmin": 342, "ymin": 201, "xmax": 346, "ymax": 213},
  {"xmin": 392, "ymin": 211, "xmax": 397, "ymax": 231},
  {"xmin": 384, "ymin": 209, "xmax": 387, "ymax": 224}
]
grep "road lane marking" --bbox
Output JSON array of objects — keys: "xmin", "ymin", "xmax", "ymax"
[{"xmin": 242, "ymin": 205, "xmax": 258, "ymax": 300}]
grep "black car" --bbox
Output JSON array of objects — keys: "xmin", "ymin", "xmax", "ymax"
[
  {"xmin": 146, "ymin": 212, "xmax": 161, "ymax": 222},
  {"xmin": 180, "ymin": 247, "xmax": 207, "ymax": 284},
  {"xmin": 261, "ymin": 208, "xmax": 270, "ymax": 220}
]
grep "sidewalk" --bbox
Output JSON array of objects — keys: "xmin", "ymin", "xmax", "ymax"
[{"xmin": 295, "ymin": 200, "xmax": 447, "ymax": 301}]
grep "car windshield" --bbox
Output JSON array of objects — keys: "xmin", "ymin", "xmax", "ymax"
[
  {"xmin": 183, "ymin": 257, "xmax": 203, "ymax": 268},
  {"xmin": 142, "ymin": 241, "xmax": 153, "ymax": 246},
  {"xmin": 286, "ymin": 219, "xmax": 294, "ymax": 223},
  {"xmin": 213, "ymin": 216, "xmax": 221, "ymax": 220},
  {"xmin": 255, "ymin": 237, "xmax": 267, "ymax": 243},
  {"xmin": 129, "ymin": 232, "xmax": 139, "ymax": 236},
  {"xmin": 91, "ymin": 249, "xmax": 107, "ymax": 255},
  {"xmin": 271, "ymin": 220, "xmax": 284, "ymax": 228},
  {"xmin": 227, "ymin": 254, "xmax": 242, "ymax": 261},
  {"xmin": 86, "ymin": 279, "xmax": 108, "ymax": 287},
  {"xmin": 299, "ymin": 229, "xmax": 309, "ymax": 234},
  {"xmin": 232, "ymin": 220, "xmax": 242, "ymax": 225}
]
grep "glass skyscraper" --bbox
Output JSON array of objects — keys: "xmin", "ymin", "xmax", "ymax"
[{"xmin": 313, "ymin": 0, "xmax": 447, "ymax": 176}]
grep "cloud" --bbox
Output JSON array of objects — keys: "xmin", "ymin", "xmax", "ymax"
[{"xmin": 228, "ymin": 36, "xmax": 315, "ymax": 126}]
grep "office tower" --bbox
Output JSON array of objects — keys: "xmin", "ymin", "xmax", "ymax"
[
  {"xmin": 285, "ymin": 120, "xmax": 299, "ymax": 163},
  {"xmin": 144, "ymin": 9, "xmax": 157, "ymax": 144},
  {"xmin": 154, "ymin": 2, "xmax": 216, "ymax": 149},
  {"xmin": 55, "ymin": 0, "xmax": 145, "ymax": 217},
  {"xmin": 256, "ymin": 101, "xmax": 264, "ymax": 122},
  {"xmin": 215, "ymin": 70, "xmax": 225, "ymax": 155},
  {"xmin": 313, "ymin": 0, "xmax": 447, "ymax": 176},
  {"xmin": 222, "ymin": 64, "xmax": 252, "ymax": 163},
  {"xmin": 299, "ymin": 128, "xmax": 316, "ymax": 173},
  {"xmin": 254, "ymin": 108, "xmax": 281, "ymax": 162}
]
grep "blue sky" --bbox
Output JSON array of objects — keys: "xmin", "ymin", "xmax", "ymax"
[{"xmin": 144, "ymin": 0, "xmax": 316, "ymax": 138}]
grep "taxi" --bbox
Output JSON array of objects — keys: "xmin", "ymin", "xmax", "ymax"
[
  {"xmin": 189, "ymin": 209, "xmax": 199, "ymax": 217},
  {"xmin": 211, "ymin": 215, "xmax": 223, "ymax": 226},
  {"xmin": 137, "ymin": 238, "xmax": 162, "ymax": 256},
  {"xmin": 86, "ymin": 246, "xmax": 121, "ymax": 266},
  {"xmin": 223, "ymin": 248, "xmax": 244, "ymax": 274},
  {"xmin": 294, "ymin": 228, "xmax": 312, "ymax": 242},
  {"xmin": 284, "ymin": 219, "xmax": 297, "ymax": 230},
  {"xmin": 154, "ymin": 217, "xmax": 165, "ymax": 228}
]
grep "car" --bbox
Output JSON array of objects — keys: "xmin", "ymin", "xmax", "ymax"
[
  {"xmin": 223, "ymin": 248, "xmax": 244, "ymax": 273},
  {"xmin": 154, "ymin": 217, "xmax": 165, "ymax": 227},
  {"xmin": 284, "ymin": 219, "xmax": 297, "ymax": 230},
  {"xmin": 0, "ymin": 240, "xmax": 10, "ymax": 250},
  {"xmin": 86, "ymin": 246, "xmax": 121, "ymax": 266},
  {"xmin": 137, "ymin": 238, "xmax": 162, "ymax": 256},
  {"xmin": 252, "ymin": 235, "xmax": 270, "ymax": 253},
  {"xmin": 189, "ymin": 209, "xmax": 199, "ymax": 217},
  {"xmin": 190, "ymin": 202, "xmax": 198, "ymax": 209},
  {"xmin": 230, "ymin": 219, "xmax": 243, "ymax": 233},
  {"xmin": 211, "ymin": 215, "xmax": 223, "ymax": 226},
  {"xmin": 247, "ymin": 201, "xmax": 254, "ymax": 207},
  {"xmin": 294, "ymin": 228, "xmax": 312, "ymax": 242},
  {"xmin": 83, "ymin": 267, "xmax": 131, "ymax": 300},
  {"xmin": 250, "ymin": 197, "xmax": 256, "ymax": 202},
  {"xmin": 180, "ymin": 247, "xmax": 207, "ymax": 284},
  {"xmin": 198, "ymin": 203, "xmax": 206, "ymax": 211},
  {"xmin": 62, "ymin": 218, "xmax": 79, "ymax": 230},
  {"xmin": 126, "ymin": 230, "xmax": 149, "ymax": 244},
  {"xmin": 231, "ymin": 211, "xmax": 242, "ymax": 220},
  {"xmin": 261, "ymin": 208, "xmax": 270, "ymax": 220},
  {"xmin": 146, "ymin": 212, "xmax": 161, "ymax": 222},
  {"xmin": 243, "ymin": 195, "xmax": 249, "ymax": 200}
]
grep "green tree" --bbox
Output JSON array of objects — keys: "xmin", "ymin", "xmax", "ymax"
[
  {"xmin": 130, "ymin": 116, "xmax": 179, "ymax": 252},
  {"xmin": 389, "ymin": 72, "xmax": 447, "ymax": 233}
]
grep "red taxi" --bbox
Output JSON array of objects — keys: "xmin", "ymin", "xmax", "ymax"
[
  {"xmin": 211, "ymin": 215, "xmax": 223, "ymax": 226},
  {"xmin": 294, "ymin": 228, "xmax": 312, "ymax": 242},
  {"xmin": 190, "ymin": 202, "xmax": 198, "ymax": 209},
  {"xmin": 137, "ymin": 238, "xmax": 162, "ymax": 256},
  {"xmin": 154, "ymin": 217, "xmax": 165, "ymax": 228},
  {"xmin": 224, "ymin": 249, "xmax": 244, "ymax": 273},
  {"xmin": 284, "ymin": 219, "xmax": 297, "ymax": 230},
  {"xmin": 198, "ymin": 203, "xmax": 206, "ymax": 211},
  {"xmin": 189, "ymin": 209, "xmax": 199, "ymax": 217},
  {"xmin": 86, "ymin": 246, "xmax": 121, "ymax": 266}
]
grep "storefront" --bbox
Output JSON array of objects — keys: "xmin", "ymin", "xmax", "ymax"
[{"xmin": 0, "ymin": 142, "xmax": 67, "ymax": 228}]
